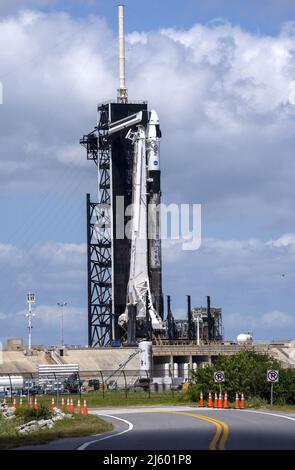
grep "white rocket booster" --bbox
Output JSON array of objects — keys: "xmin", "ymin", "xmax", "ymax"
[{"xmin": 118, "ymin": 110, "xmax": 164, "ymax": 331}]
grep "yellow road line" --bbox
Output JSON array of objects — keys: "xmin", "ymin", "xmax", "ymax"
[
  {"xmin": 106, "ymin": 408, "xmax": 230, "ymax": 450},
  {"xmin": 165, "ymin": 411, "xmax": 229, "ymax": 450}
]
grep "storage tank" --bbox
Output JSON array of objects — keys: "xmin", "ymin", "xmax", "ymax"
[
  {"xmin": 183, "ymin": 363, "xmax": 189, "ymax": 381},
  {"xmin": 237, "ymin": 333, "xmax": 253, "ymax": 344},
  {"xmin": 0, "ymin": 376, "xmax": 24, "ymax": 389},
  {"xmin": 164, "ymin": 363, "xmax": 170, "ymax": 378},
  {"xmin": 138, "ymin": 341, "xmax": 152, "ymax": 377},
  {"xmin": 173, "ymin": 363, "xmax": 179, "ymax": 378}
]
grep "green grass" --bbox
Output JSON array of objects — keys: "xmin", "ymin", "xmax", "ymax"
[
  {"xmin": 9, "ymin": 391, "xmax": 295, "ymax": 410},
  {"xmin": 0, "ymin": 413, "xmax": 112, "ymax": 450},
  {"xmin": 13, "ymin": 390, "xmax": 189, "ymax": 409},
  {"xmin": 4, "ymin": 391, "xmax": 295, "ymax": 414}
]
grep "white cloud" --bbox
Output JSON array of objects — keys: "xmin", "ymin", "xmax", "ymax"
[
  {"xmin": 261, "ymin": 310, "xmax": 295, "ymax": 328},
  {"xmin": 0, "ymin": 233, "xmax": 295, "ymax": 342},
  {"xmin": 3, "ymin": 304, "xmax": 87, "ymax": 346},
  {"xmin": 266, "ymin": 233, "xmax": 295, "ymax": 248},
  {"xmin": 0, "ymin": 11, "xmax": 295, "ymax": 220},
  {"xmin": 225, "ymin": 310, "xmax": 295, "ymax": 340}
]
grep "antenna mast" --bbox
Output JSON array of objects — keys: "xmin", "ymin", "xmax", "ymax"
[{"xmin": 117, "ymin": 4, "xmax": 128, "ymax": 103}]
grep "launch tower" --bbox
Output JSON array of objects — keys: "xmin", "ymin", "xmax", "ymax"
[{"xmin": 80, "ymin": 5, "xmax": 163, "ymax": 347}]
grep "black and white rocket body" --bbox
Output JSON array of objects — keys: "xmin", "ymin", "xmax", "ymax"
[{"xmin": 118, "ymin": 110, "xmax": 164, "ymax": 332}]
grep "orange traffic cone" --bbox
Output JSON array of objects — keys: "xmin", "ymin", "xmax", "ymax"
[
  {"xmin": 208, "ymin": 391, "xmax": 213, "ymax": 408},
  {"xmin": 224, "ymin": 392, "xmax": 229, "ymax": 409},
  {"xmin": 83, "ymin": 400, "xmax": 88, "ymax": 415},
  {"xmin": 61, "ymin": 397, "xmax": 65, "ymax": 412},
  {"xmin": 77, "ymin": 399, "xmax": 81, "ymax": 414},
  {"xmin": 34, "ymin": 398, "xmax": 38, "ymax": 411},
  {"xmin": 218, "ymin": 392, "xmax": 223, "ymax": 408},
  {"xmin": 19, "ymin": 398, "xmax": 23, "ymax": 408},
  {"xmin": 70, "ymin": 398, "xmax": 74, "ymax": 413},
  {"xmin": 240, "ymin": 393, "xmax": 245, "ymax": 409},
  {"xmin": 199, "ymin": 391, "xmax": 204, "ymax": 407},
  {"xmin": 51, "ymin": 397, "xmax": 56, "ymax": 411},
  {"xmin": 214, "ymin": 392, "xmax": 218, "ymax": 407},
  {"xmin": 29, "ymin": 397, "xmax": 33, "ymax": 408},
  {"xmin": 12, "ymin": 398, "xmax": 16, "ymax": 409},
  {"xmin": 66, "ymin": 398, "xmax": 70, "ymax": 412},
  {"xmin": 235, "ymin": 393, "xmax": 240, "ymax": 409}
]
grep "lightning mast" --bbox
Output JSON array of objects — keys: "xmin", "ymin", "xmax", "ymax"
[{"xmin": 117, "ymin": 4, "xmax": 128, "ymax": 103}]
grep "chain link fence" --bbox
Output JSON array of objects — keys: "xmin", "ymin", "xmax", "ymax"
[{"xmin": 0, "ymin": 367, "xmax": 194, "ymax": 405}]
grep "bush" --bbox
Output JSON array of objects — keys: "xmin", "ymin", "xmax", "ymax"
[
  {"xmin": 14, "ymin": 405, "xmax": 52, "ymax": 422},
  {"xmin": 190, "ymin": 351, "xmax": 295, "ymax": 405}
]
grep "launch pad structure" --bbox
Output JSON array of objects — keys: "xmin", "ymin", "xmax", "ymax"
[{"xmin": 80, "ymin": 5, "xmax": 223, "ymax": 348}]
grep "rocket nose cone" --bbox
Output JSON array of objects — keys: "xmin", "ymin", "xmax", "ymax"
[{"xmin": 149, "ymin": 109, "xmax": 159, "ymax": 125}]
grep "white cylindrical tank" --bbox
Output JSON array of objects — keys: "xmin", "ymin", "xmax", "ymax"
[
  {"xmin": 0, "ymin": 376, "xmax": 24, "ymax": 389},
  {"xmin": 164, "ymin": 363, "xmax": 170, "ymax": 378},
  {"xmin": 139, "ymin": 341, "xmax": 153, "ymax": 376},
  {"xmin": 178, "ymin": 363, "xmax": 184, "ymax": 379},
  {"xmin": 173, "ymin": 363, "xmax": 179, "ymax": 378},
  {"xmin": 237, "ymin": 333, "xmax": 253, "ymax": 344},
  {"xmin": 183, "ymin": 363, "xmax": 189, "ymax": 381}
]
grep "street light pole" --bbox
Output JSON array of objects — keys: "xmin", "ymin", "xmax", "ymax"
[
  {"xmin": 57, "ymin": 302, "xmax": 67, "ymax": 347},
  {"xmin": 26, "ymin": 293, "xmax": 36, "ymax": 353}
]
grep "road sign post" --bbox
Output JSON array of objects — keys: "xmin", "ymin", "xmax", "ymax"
[
  {"xmin": 214, "ymin": 371, "xmax": 225, "ymax": 383},
  {"xmin": 214, "ymin": 371, "xmax": 225, "ymax": 396},
  {"xmin": 267, "ymin": 370, "xmax": 279, "ymax": 406}
]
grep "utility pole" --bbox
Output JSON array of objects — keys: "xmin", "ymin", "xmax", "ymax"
[
  {"xmin": 57, "ymin": 302, "xmax": 67, "ymax": 347},
  {"xmin": 26, "ymin": 293, "xmax": 36, "ymax": 352}
]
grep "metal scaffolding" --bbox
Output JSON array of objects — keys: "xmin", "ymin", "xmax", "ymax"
[{"xmin": 81, "ymin": 106, "xmax": 112, "ymax": 347}]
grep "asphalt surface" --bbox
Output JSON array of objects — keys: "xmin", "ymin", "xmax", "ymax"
[{"xmin": 17, "ymin": 406, "xmax": 295, "ymax": 450}]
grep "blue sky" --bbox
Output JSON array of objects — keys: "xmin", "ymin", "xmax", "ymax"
[
  {"xmin": 28, "ymin": 0, "xmax": 295, "ymax": 36},
  {"xmin": 1, "ymin": 0, "xmax": 295, "ymax": 346}
]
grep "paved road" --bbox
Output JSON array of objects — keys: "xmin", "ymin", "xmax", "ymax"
[{"xmin": 18, "ymin": 406, "xmax": 295, "ymax": 450}]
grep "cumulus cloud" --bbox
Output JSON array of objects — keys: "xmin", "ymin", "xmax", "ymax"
[
  {"xmin": 0, "ymin": 241, "xmax": 86, "ymax": 329},
  {"xmin": 266, "ymin": 233, "xmax": 295, "ymax": 248},
  {"xmin": 226, "ymin": 310, "xmax": 295, "ymax": 340},
  {"xmin": 2, "ymin": 304, "xmax": 87, "ymax": 346},
  {"xmin": 0, "ymin": 233, "xmax": 295, "ymax": 343},
  {"xmin": 0, "ymin": 10, "xmax": 294, "ymax": 226},
  {"xmin": 162, "ymin": 233, "xmax": 295, "ymax": 339}
]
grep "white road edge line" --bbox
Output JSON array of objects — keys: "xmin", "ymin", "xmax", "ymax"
[
  {"xmin": 77, "ymin": 414, "xmax": 133, "ymax": 451},
  {"xmin": 240, "ymin": 409, "xmax": 295, "ymax": 423},
  {"xmin": 198, "ymin": 407, "xmax": 295, "ymax": 423}
]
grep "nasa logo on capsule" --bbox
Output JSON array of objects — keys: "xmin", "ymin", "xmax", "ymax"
[{"xmin": 153, "ymin": 161, "xmax": 158, "ymax": 166}]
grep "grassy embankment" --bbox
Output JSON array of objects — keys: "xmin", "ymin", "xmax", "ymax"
[{"xmin": 0, "ymin": 411, "xmax": 112, "ymax": 450}]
